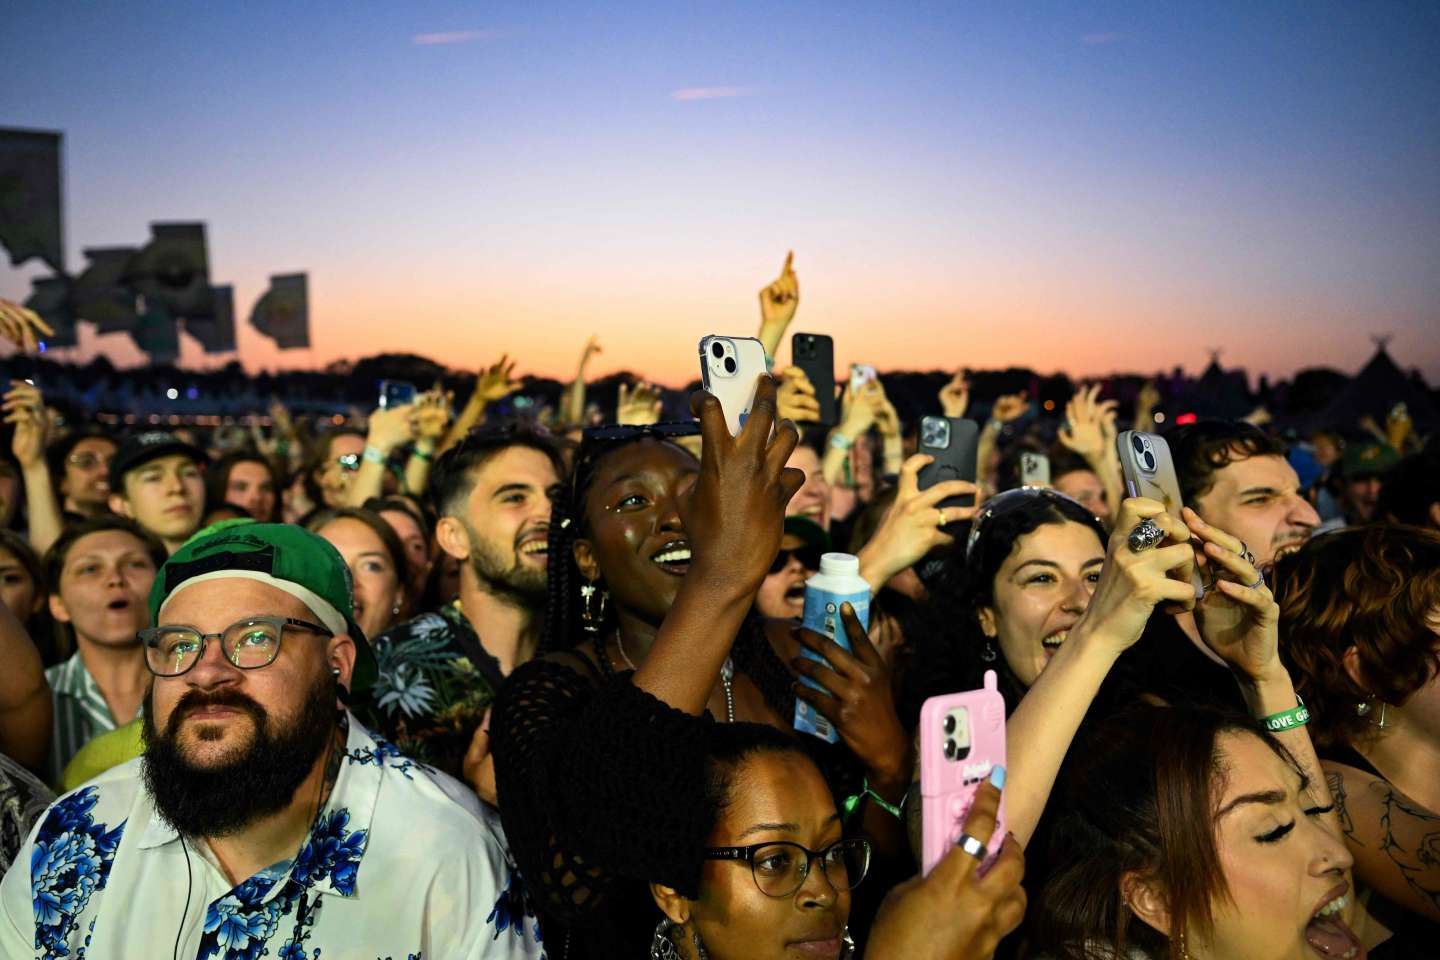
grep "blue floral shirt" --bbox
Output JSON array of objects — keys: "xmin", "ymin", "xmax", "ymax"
[{"xmin": 0, "ymin": 715, "xmax": 546, "ymax": 960}]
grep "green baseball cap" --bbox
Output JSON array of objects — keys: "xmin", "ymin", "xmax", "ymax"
[
  {"xmin": 148, "ymin": 520, "xmax": 377, "ymax": 691},
  {"xmin": 1341, "ymin": 442, "xmax": 1400, "ymax": 479}
]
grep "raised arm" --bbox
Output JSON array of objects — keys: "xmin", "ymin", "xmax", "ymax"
[
  {"xmin": 557, "ymin": 341, "xmax": 600, "ymax": 431},
  {"xmin": 1057, "ymin": 384, "xmax": 1124, "ymax": 517},
  {"xmin": 756, "ymin": 251, "xmax": 799, "ymax": 360},
  {"xmin": 4, "ymin": 380, "xmax": 63, "ymax": 557},
  {"xmin": 442, "ymin": 355, "xmax": 522, "ymax": 453}
]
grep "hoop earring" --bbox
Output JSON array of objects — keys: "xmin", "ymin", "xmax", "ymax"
[
  {"xmin": 579, "ymin": 582, "xmax": 608, "ymax": 634},
  {"xmin": 650, "ymin": 920, "xmax": 683, "ymax": 960}
]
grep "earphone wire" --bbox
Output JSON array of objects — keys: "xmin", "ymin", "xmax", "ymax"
[{"xmin": 173, "ymin": 835, "xmax": 193, "ymax": 960}]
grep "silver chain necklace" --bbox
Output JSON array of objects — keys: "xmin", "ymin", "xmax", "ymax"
[{"xmin": 616, "ymin": 633, "xmax": 734, "ymax": 723}]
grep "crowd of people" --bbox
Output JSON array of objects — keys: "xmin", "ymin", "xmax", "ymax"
[{"xmin": 0, "ymin": 259, "xmax": 1435, "ymax": 959}]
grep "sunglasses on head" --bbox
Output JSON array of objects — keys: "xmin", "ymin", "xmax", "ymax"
[
  {"xmin": 965, "ymin": 486, "xmax": 1099, "ymax": 558},
  {"xmin": 580, "ymin": 421, "xmax": 701, "ymax": 443}
]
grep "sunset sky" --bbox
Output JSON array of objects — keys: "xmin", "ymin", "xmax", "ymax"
[{"xmin": 2, "ymin": 1, "xmax": 1437, "ymax": 384}]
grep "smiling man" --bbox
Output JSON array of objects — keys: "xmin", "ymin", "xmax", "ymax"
[
  {"xmin": 356, "ymin": 423, "xmax": 564, "ymax": 783},
  {"xmin": 1, "ymin": 522, "xmax": 545, "ymax": 958},
  {"xmin": 107, "ymin": 431, "xmax": 208, "ymax": 554}
]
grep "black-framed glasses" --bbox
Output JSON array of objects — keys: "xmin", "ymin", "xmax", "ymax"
[
  {"xmin": 769, "ymin": 545, "xmax": 824, "ymax": 575},
  {"xmin": 140, "ymin": 616, "xmax": 333, "ymax": 677},
  {"xmin": 704, "ymin": 838, "xmax": 871, "ymax": 898}
]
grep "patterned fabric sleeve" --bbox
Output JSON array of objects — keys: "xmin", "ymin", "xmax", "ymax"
[{"xmin": 492, "ymin": 654, "xmax": 714, "ymax": 930}]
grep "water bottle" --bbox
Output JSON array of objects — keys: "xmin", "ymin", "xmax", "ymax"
[{"xmin": 793, "ymin": 552, "xmax": 871, "ymax": 743}]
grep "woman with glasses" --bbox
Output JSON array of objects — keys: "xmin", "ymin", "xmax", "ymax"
[
  {"xmin": 495, "ymin": 380, "xmax": 914, "ymax": 957},
  {"xmin": 649, "ymin": 723, "xmax": 869, "ymax": 959}
]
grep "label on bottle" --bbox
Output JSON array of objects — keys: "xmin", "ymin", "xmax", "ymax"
[{"xmin": 793, "ymin": 586, "xmax": 870, "ymax": 743}]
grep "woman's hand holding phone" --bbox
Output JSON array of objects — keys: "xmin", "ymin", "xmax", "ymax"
[
  {"xmin": 868, "ymin": 781, "xmax": 1026, "ymax": 960},
  {"xmin": 857, "ymin": 453, "xmax": 977, "ymax": 589}
]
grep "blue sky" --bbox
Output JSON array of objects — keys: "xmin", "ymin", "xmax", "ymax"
[{"xmin": 2, "ymin": 1, "xmax": 1437, "ymax": 382}]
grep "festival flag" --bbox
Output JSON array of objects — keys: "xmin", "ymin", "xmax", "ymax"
[
  {"xmin": 72, "ymin": 246, "xmax": 140, "ymax": 333},
  {"xmin": 130, "ymin": 300, "xmax": 180, "ymax": 364},
  {"xmin": 124, "ymin": 222, "xmax": 213, "ymax": 319},
  {"xmin": 249, "ymin": 272, "xmax": 310, "ymax": 349},
  {"xmin": 24, "ymin": 275, "xmax": 78, "ymax": 348},
  {"xmin": 184, "ymin": 285, "xmax": 236, "ymax": 353},
  {"xmin": 0, "ymin": 128, "xmax": 65, "ymax": 273}
]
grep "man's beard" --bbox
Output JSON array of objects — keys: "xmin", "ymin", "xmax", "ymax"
[
  {"xmin": 141, "ymin": 673, "xmax": 338, "ymax": 839},
  {"xmin": 467, "ymin": 521, "xmax": 546, "ymax": 606}
]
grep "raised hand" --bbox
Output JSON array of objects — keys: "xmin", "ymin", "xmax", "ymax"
[
  {"xmin": 365, "ymin": 404, "xmax": 417, "ymax": 455},
  {"xmin": 413, "ymin": 387, "xmax": 454, "ymax": 442},
  {"xmin": 1182, "ymin": 506, "xmax": 1282, "ymax": 685},
  {"xmin": 683, "ymin": 376, "xmax": 804, "ymax": 596},
  {"xmin": 938, "ymin": 371, "xmax": 970, "ymax": 419},
  {"xmin": 870, "ymin": 379, "xmax": 901, "ymax": 439},
  {"xmin": 616, "ymin": 381, "xmax": 663, "ymax": 426},
  {"xmin": 757, "ymin": 251, "xmax": 800, "ymax": 345},
  {"xmin": 1073, "ymin": 497, "xmax": 1197, "ymax": 653},
  {"xmin": 0, "ymin": 299, "xmax": 54, "ymax": 354},
  {"xmin": 776, "ymin": 366, "xmax": 822, "ymax": 424},
  {"xmin": 868, "ymin": 780, "xmax": 1026, "ymax": 960},
  {"xmin": 475, "ymin": 355, "xmax": 521, "ymax": 405},
  {"xmin": 836, "ymin": 382, "xmax": 878, "ymax": 440},
  {"xmin": 579, "ymin": 335, "xmax": 602, "ymax": 370},
  {"xmin": 3, "ymin": 380, "xmax": 47, "ymax": 468},
  {"xmin": 790, "ymin": 603, "xmax": 910, "ymax": 793},
  {"xmin": 858, "ymin": 453, "xmax": 977, "ymax": 589},
  {"xmin": 990, "ymin": 390, "xmax": 1030, "ymax": 426},
  {"xmin": 1058, "ymin": 384, "xmax": 1119, "ymax": 462}
]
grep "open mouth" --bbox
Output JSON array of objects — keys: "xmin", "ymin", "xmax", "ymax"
[
  {"xmin": 517, "ymin": 531, "xmax": 549, "ymax": 562},
  {"xmin": 650, "ymin": 539, "xmax": 691, "ymax": 575},
  {"xmin": 1041, "ymin": 628, "xmax": 1070, "ymax": 656},
  {"xmin": 106, "ymin": 598, "xmax": 132, "ymax": 612},
  {"xmin": 784, "ymin": 581, "xmax": 807, "ymax": 603},
  {"xmin": 1305, "ymin": 884, "xmax": 1364, "ymax": 959}
]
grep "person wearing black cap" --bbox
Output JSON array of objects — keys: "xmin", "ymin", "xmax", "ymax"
[
  {"xmin": 107, "ymin": 431, "xmax": 207, "ymax": 554},
  {"xmin": 0, "ymin": 521, "xmax": 546, "ymax": 959}
]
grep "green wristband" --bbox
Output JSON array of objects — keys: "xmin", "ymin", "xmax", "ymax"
[
  {"xmin": 412, "ymin": 446, "xmax": 434, "ymax": 462},
  {"xmin": 841, "ymin": 778, "xmax": 905, "ymax": 822},
  {"xmin": 1261, "ymin": 696, "xmax": 1310, "ymax": 733}
]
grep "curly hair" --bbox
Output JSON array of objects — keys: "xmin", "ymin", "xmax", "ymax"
[
  {"xmin": 1273, "ymin": 524, "xmax": 1440, "ymax": 748},
  {"xmin": 1164, "ymin": 419, "xmax": 1286, "ymax": 505}
]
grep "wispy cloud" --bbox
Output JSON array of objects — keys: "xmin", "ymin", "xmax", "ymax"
[
  {"xmin": 670, "ymin": 86, "xmax": 750, "ymax": 102},
  {"xmin": 1080, "ymin": 32, "xmax": 1126, "ymax": 45},
  {"xmin": 412, "ymin": 29, "xmax": 503, "ymax": 46}
]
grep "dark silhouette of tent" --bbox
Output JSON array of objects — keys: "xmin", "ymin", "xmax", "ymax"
[
  {"xmin": 1313, "ymin": 339, "xmax": 1437, "ymax": 431},
  {"xmin": 1174, "ymin": 352, "xmax": 1252, "ymax": 419}
]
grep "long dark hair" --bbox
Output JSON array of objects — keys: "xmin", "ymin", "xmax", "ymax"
[
  {"xmin": 1029, "ymin": 704, "xmax": 1305, "ymax": 957},
  {"xmin": 542, "ymin": 433, "xmax": 796, "ymax": 716},
  {"xmin": 902, "ymin": 491, "xmax": 1107, "ymax": 727}
]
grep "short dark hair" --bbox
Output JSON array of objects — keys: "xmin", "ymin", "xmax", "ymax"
[
  {"xmin": 1164, "ymin": 419, "xmax": 1286, "ymax": 505},
  {"xmin": 427, "ymin": 422, "xmax": 564, "ymax": 519},
  {"xmin": 1274, "ymin": 524, "xmax": 1440, "ymax": 748},
  {"xmin": 206, "ymin": 450, "xmax": 281, "ymax": 520},
  {"xmin": 1377, "ymin": 447, "xmax": 1440, "ymax": 527},
  {"xmin": 46, "ymin": 429, "xmax": 117, "ymax": 481},
  {"xmin": 43, "ymin": 516, "xmax": 168, "ymax": 593}
]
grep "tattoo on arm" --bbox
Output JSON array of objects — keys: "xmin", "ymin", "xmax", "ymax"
[
  {"xmin": 1376, "ymin": 784, "xmax": 1440, "ymax": 916},
  {"xmin": 1327, "ymin": 771, "xmax": 1359, "ymax": 845}
]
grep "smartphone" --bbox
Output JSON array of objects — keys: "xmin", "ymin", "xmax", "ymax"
[
  {"xmin": 920, "ymin": 670, "xmax": 1007, "ymax": 876},
  {"xmin": 917, "ymin": 416, "xmax": 979, "ymax": 513},
  {"xmin": 849, "ymin": 363, "xmax": 878, "ymax": 393},
  {"xmin": 1020, "ymin": 451, "xmax": 1051, "ymax": 486},
  {"xmin": 790, "ymin": 332, "xmax": 837, "ymax": 426},
  {"xmin": 378, "ymin": 379, "xmax": 416, "ymax": 410},
  {"xmin": 699, "ymin": 335, "xmax": 768, "ymax": 435},
  {"xmin": 1116, "ymin": 430, "xmax": 1205, "ymax": 599}
]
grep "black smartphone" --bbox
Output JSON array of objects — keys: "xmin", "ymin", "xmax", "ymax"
[
  {"xmin": 790, "ymin": 332, "xmax": 837, "ymax": 427},
  {"xmin": 917, "ymin": 416, "xmax": 979, "ymax": 513}
]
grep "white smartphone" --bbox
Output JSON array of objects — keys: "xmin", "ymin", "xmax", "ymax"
[
  {"xmin": 849, "ymin": 363, "xmax": 878, "ymax": 393},
  {"xmin": 699, "ymin": 335, "xmax": 768, "ymax": 435}
]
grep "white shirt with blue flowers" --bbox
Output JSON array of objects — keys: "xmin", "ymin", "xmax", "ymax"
[{"xmin": 0, "ymin": 714, "xmax": 547, "ymax": 960}]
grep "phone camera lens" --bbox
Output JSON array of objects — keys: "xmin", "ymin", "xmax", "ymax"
[
  {"xmin": 943, "ymin": 739, "xmax": 957, "ymax": 760},
  {"xmin": 1131, "ymin": 435, "xmax": 1146, "ymax": 453},
  {"xmin": 943, "ymin": 715, "xmax": 956, "ymax": 734},
  {"xmin": 711, "ymin": 342, "xmax": 725, "ymax": 359},
  {"xmin": 724, "ymin": 356, "xmax": 737, "ymax": 374}
]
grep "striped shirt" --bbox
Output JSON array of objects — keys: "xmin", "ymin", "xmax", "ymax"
[{"xmin": 44, "ymin": 654, "xmax": 117, "ymax": 787}]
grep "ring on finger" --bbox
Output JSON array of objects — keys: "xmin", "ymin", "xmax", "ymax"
[
  {"xmin": 1245, "ymin": 573, "xmax": 1265, "ymax": 589},
  {"xmin": 956, "ymin": 832, "xmax": 987, "ymax": 861},
  {"xmin": 1127, "ymin": 518, "xmax": 1164, "ymax": 552},
  {"xmin": 937, "ymin": 507, "xmax": 948, "ymax": 527}
]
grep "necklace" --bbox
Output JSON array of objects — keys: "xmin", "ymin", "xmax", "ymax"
[{"xmin": 615, "ymin": 634, "xmax": 735, "ymax": 723}]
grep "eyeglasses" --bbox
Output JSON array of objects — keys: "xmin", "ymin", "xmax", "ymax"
[
  {"xmin": 336, "ymin": 453, "xmax": 361, "ymax": 473},
  {"xmin": 769, "ymin": 545, "xmax": 823, "ymax": 575},
  {"xmin": 140, "ymin": 615, "xmax": 333, "ymax": 677},
  {"xmin": 704, "ymin": 838, "xmax": 871, "ymax": 899},
  {"xmin": 965, "ymin": 486, "xmax": 1099, "ymax": 558},
  {"xmin": 67, "ymin": 453, "xmax": 112, "ymax": 471}
]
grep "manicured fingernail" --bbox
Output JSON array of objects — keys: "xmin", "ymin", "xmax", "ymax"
[{"xmin": 989, "ymin": 765, "xmax": 1006, "ymax": 789}]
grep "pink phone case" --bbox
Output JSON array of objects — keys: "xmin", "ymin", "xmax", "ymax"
[{"xmin": 920, "ymin": 670, "xmax": 1007, "ymax": 876}]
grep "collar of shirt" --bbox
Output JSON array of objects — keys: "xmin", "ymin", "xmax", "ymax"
[
  {"xmin": 135, "ymin": 712, "xmax": 380, "ymax": 902},
  {"xmin": 49, "ymin": 652, "xmax": 109, "ymax": 709}
]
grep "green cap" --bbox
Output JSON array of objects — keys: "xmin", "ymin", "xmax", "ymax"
[
  {"xmin": 784, "ymin": 515, "xmax": 832, "ymax": 554},
  {"xmin": 148, "ymin": 521, "xmax": 377, "ymax": 691},
  {"xmin": 1341, "ymin": 442, "xmax": 1400, "ymax": 479}
]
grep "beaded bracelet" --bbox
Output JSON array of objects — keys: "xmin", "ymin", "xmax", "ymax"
[{"xmin": 1261, "ymin": 696, "xmax": 1310, "ymax": 733}]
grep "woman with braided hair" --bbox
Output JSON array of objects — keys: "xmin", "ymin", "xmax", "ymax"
[{"xmin": 491, "ymin": 378, "xmax": 912, "ymax": 958}]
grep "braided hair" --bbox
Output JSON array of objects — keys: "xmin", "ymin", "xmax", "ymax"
[{"xmin": 541, "ymin": 432, "xmax": 797, "ymax": 717}]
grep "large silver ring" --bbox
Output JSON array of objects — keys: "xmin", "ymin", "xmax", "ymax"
[
  {"xmin": 956, "ymin": 832, "xmax": 986, "ymax": 860},
  {"xmin": 1128, "ymin": 518, "xmax": 1164, "ymax": 552},
  {"xmin": 1239, "ymin": 541, "xmax": 1257, "ymax": 567},
  {"xmin": 1245, "ymin": 574, "xmax": 1265, "ymax": 589}
]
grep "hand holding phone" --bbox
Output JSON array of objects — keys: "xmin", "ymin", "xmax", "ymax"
[
  {"xmin": 917, "ymin": 416, "xmax": 979, "ymax": 513},
  {"xmin": 849, "ymin": 363, "xmax": 878, "ymax": 393},
  {"xmin": 1115, "ymin": 430, "xmax": 1205, "ymax": 599},
  {"xmin": 699, "ymin": 336, "xmax": 769, "ymax": 435},
  {"xmin": 790, "ymin": 332, "xmax": 837, "ymax": 426},
  {"xmin": 378, "ymin": 379, "xmax": 417, "ymax": 410},
  {"xmin": 920, "ymin": 671, "xmax": 1007, "ymax": 876}
]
